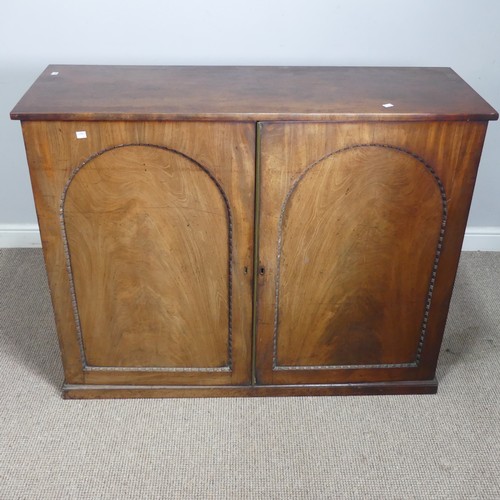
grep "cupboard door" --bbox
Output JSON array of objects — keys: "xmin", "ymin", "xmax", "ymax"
[
  {"xmin": 255, "ymin": 121, "xmax": 487, "ymax": 385},
  {"xmin": 23, "ymin": 121, "xmax": 255, "ymax": 386}
]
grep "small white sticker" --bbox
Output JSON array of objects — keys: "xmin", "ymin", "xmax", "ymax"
[
  {"xmin": 75, "ymin": 131, "xmax": 87, "ymax": 139},
  {"xmin": 50, "ymin": 71, "xmax": 59, "ymax": 76},
  {"xmin": 382, "ymin": 103, "xmax": 394, "ymax": 108}
]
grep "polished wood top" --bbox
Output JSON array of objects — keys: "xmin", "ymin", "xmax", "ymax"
[{"xmin": 11, "ymin": 65, "xmax": 498, "ymax": 122}]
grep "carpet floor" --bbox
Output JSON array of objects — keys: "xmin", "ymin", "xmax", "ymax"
[{"xmin": 0, "ymin": 249, "xmax": 499, "ymax": 499}]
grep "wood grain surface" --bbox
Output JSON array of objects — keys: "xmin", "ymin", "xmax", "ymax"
[
  {"xmin": 256, "ymin": 121, "xmax": 488, "ymax": 385},
  {"xmin": 11, "ymin": 65, "xmax": 498, "ymax": 122},
  {"xmin": 276, "ymin": 146, "xmax": 444, "ymax": 368},
  {"xmin": 63, "ymin": 145, "xmax": 231, "ymax": 369},
  {"xmin": 63, "ymin": 379, "xmax": 438, "ymax": 399},
  {"xmin": 22, "ymin": 121, "xmax": 255, "ymax": 385}
]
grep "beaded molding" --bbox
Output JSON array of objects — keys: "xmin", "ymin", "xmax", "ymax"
[
  {"xmin": 60, "ymin": 143, "xmax": 233, "ymax": 373},
  {"xmin": 273, "ymin": 144, "xmax": 448, "ymax": 371}
]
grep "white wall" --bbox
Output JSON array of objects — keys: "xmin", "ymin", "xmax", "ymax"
[{"xmin": 1, "ymin": 0, "xmax": 499, "ymax": 247}]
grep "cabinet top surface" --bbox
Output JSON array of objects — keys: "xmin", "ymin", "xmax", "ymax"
[{"xmin": 10, "ymin": 65, "xmax": 498, "ymax": 122}]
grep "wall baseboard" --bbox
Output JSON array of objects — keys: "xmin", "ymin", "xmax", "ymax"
[
  {"xmin": 0, "ymin": 224, "xmax": 41, "ymax": 248},
  {"xmin": 460, "ymin": 227, "xmax": 500, "ymax": 252},
  {"xmin": 1, "ymin": 225, "xmax": 500, "ymax": 251}
]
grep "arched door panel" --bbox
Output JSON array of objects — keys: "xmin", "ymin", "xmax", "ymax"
[{"xmin": 63, "ymin": 145, "xmax": 232, "ymax": 371}]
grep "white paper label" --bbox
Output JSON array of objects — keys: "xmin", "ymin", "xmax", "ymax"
[
  {"xmin": 382, "ymin": 103, "xmax": 394, "ymax": 108},
  {"xmin": 75, "ymin": 131, "xmax": 87, "ymax": 139},
  {"xmin": 50, "ymin": 71, "xmax": 59, "ymax": 76}
]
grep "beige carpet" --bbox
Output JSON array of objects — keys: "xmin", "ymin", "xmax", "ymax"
[{"xmin": 1, "ymin": 249, "xmax": 499, "ymax": 499}]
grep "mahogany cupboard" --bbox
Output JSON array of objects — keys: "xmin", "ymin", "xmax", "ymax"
[{"xmin": 11, "ymin": 65, "xmax": 497, "ymax": 398}]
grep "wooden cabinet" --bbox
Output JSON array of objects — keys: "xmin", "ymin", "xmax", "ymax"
[{"xmin": 11, "ymin": 65, "xmax": 497, "ymax": 398}]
